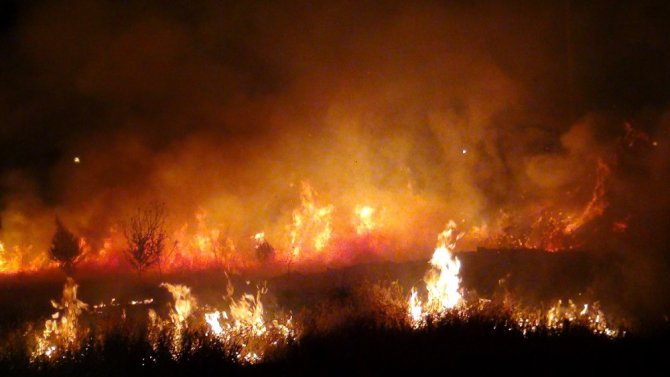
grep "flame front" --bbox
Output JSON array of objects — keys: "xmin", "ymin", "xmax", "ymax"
[{"xmin": 408, "ymin": 221, "xmax": 463, "ymax": 327}]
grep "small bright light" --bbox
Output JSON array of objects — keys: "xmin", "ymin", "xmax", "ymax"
[
  {"xmin": 73, "ymin": 157, "xmax": 80, "ymax": 164},
  {"xmin": 652, "ymin": 141, "xmax": 658, "ymax": 147},
  {"xmin": 462, "ymin": 149, "xmax": 467, "ymax": 155}
]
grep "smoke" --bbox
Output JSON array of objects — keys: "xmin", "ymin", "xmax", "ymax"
[{"xmin": 0, "ymin": 0, "xmax": 668, "ymax": 292}]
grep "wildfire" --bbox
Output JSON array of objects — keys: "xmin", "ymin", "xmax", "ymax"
[
  {"xmin": 253, "ymin": 232, "xmax": 265, "ymax": 244},
  {"xmin": 405, "ymin": 223, "xmax": 620, "ymax": 336},
  {"xmin": 0, "ymin": 241, "xmax": 53, "ymax": 274},
  {"xmin": 168, "ymin": 210, "xmax": 237, "ymax": 270},
  {"xmin": 565, "ymin": 159, "xmax": 611, "ymax": 234},
  {"xmin": 32, "ymin": 278, "xmax": 89, "ymax": 361},
  {"xmin": 407, "ymin": 288, "xmax": 423, "ymax": 328},
  {"xmin": 425, "ymin": 222, "xmax": 463, "ymax": 312},
  {"xmin": 289, "ymin": 182, "xmax": 333, "ymax": 260},
  {"xmin": 147, "ymin": 283, "xmax": 198, "ymax": 358},
  {"xmin": 470, "ymin": 159, "xmax": 613, "ymax": 252},
  {"xmin": 354, "ymin": 205, "xmax": 377, "ymax": 235},
  {"xmin": 408, "ymin": 221, "xmax": 464, "ymax": 327},
  {"xmin": 204, "ymin": 285, "xmax": 295, "ymax": 363},
  {"xmin": 143, "ymin": 280, "xmax": 295, "ymax": 364},
  {"xmin": 511, "ymin": 299, "xmax": 620, "ymax": 337}
]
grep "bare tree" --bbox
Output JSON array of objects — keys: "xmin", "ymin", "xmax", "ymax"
[
  {"xmin": 48, "ymin": 218, "xmax": 83, "ymax": 275},
  {"xmin": 123, "ymin": 203, "xmax": 168, "ymax": 277}
]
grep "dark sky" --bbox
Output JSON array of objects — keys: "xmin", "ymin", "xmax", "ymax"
[{"xmin": 0, "ymin": 0, "xmax": 668, "ymax": 183}]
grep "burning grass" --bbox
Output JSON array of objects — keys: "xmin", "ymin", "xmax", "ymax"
[
  {"xmin": 0, "ymin": 277, "xmax": 640, "ymax": 376},
  {"xmin": 0, "ymin": 222, "xmax": 636, "ymax": 375}
]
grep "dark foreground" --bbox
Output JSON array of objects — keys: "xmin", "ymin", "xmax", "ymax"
[
  {"xmin": 1, "ymin": 255, "xmax": 669, "ymax": 376},
  {"xmin": 0, "ymin": 319, "xmax": 667, "ymax": 376}
]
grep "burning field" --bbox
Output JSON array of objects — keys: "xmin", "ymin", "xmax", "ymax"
[{"xmin": 1, "ymin": 0, "xmax": 670, "ymax": 375}]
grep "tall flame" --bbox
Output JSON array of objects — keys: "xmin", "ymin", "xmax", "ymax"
[
  {"xmin": 150, "ymin": 283, "xmax": 198, "ymax": 358},
  {"xmin": 408, "ymin": 221, "xmax": 463, "ymax": 327},
  {"xmin": 424, "ymin": 220, "xmax": 463, "ymax": 312},
  {"xmin": 32, "ymin": 278, "xmax": 89, "ymax": 361},
  {"xmin": 289, "ymin": 182, "xmax": 333, "ymax": 259}
]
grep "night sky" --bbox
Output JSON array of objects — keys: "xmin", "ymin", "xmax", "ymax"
[{"xmin": 0, "ymin": 1, "xmax": 668, "ymax": 188}]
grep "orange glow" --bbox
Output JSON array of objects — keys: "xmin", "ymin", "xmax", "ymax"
[
  {"xmin": 289, "ymin": 182, "xmax": 333, "ymax": 261},
  {"xmin": 354, "ymin": 205, "xmax": 377, "ymax": 235},
  {"xmin": 565, "ymin": 159, "xmax": 610, "ymax": 234}
]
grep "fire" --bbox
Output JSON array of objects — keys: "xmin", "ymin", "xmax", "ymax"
[
  {"xmin": 511, "ymin": 299, "xmax": 620, "ymax": 337},
  {"xmin": 354, "ymin": 205, "xmax": 376, "ymax": 235},
  {"xmin": 565, "ymin": 159, "xmax": 611, "ymax": 234},
  {"xmin": 404, "ymin": 222, "xmax": 620, "ymax": 336},
  {"xmin": 407, "ymin": 288, "xmax": 423, "ymax": 328},
  {"xmin": 424, "ymin": 222, "xmax": 463, "ymax": 312},
  {"xmin": 0, "ymin": 241, "xmax": 18, "ymax": 273},
  {"xmin": 253, "ymin": 232, "xmax": 265, "ymax": 244},
  {"xmin": 141, "ymin": 280, "xmax": 295, "ymax": 364},
  {"xmin": 470, "ymin": 159, "xmax": 612, "ymax": 252},
  {"xmin": 289, "ymin": 182, "xmax": 333, "ymax": 260},
  {"xmin": 148, "ymin": 283, "xmax": 198, "ymax": 358},
  {"xmin": 204, "ymin": 285, "xmax": 296, "ymax": 364},
  {"xmin": 0, "ymin": 242, "xmax": 52, "ymax": 274},
  {"xmin": 168, "ymin": 210, "xmax": 237, "ymax": 270},
  {"xmin": 32, "ymin": 278, "xmax": 89, "ymax": 361},
  {"xmin": 161, "ymin": 283, "xmax": 197, "ymax": 324},
  {"xmin": 408, "ymin": 221, "xmax": 463, "ymax": 327}
]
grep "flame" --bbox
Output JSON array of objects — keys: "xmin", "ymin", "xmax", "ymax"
[
  {"xmin": 511, "ymin": 299, "xmax": 619, "ymax": 337},
  {"xmin": 408, "ymin": 221, "xmax": 463, "ymax": 327},
  {"xmin": 289, "ymin": 182, "xmax": 333, "ymax": 260},
  {"xmin": 0, "ymin": 155, "xmax": 620, "ymax": 274},
  {"xmin": 0, "ymin": 241, "xmax": 53, "ymax": 274},
  {"xmin": 32, "ymin": 278, "xmax": 89, "ymax": 361},
  {"xmin": 161, "ymin": 283, "xmax": 197, "ymax": 323},
  {"xmin": 354, "ymin": 205, "xmax": 376, "ymax": 235},
  {"xmin": 408, "ymin": 288, "xmax": 423, "ymax": 328},
  {"xmin": 168, "ymin": 210, "xmax": 228, "ymax": 269},
  {"xmin": 565, "ymin": 159, "xmax": 611, "ymax": 234},
  {"xmin": 403, "ymin": 229, "xmax": 621, "ymax": 335},
  {"xmin": 424, "ymin": 221, "xmax": 463, "ymax": 312},
  {"xmin": 253, "ymin": 232, "xmax": 265, "ymax": 244},
  {"xmin": 204, "ymin": 285, "xmax": 296, "ymax": 364},
  {"xmin": 149, "ymin": 283, "xmax": 198, "ymax": 358},
  {"xmin": 143, "ymin": 280, "xmax": 294, "ymax": 364},
  {"xmin": 469, "ymin": 159, "xmax": 612, "ymax": 252}
]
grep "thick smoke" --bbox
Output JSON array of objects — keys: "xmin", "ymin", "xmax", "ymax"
[{"xmin": 0, "ymin": 0, "xmax": 669, "ymax": 304}]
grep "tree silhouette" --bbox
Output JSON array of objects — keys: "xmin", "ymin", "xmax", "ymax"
[
  {"xmin": 255, "ymin": 240, "xmax": 275, "ymax": 262},
  {"xmin": 48, "ymin": 218, "xmax": 83, "ymax": 275},
  {"xmin": 123, "ymin": 203, "xmax": 168, "ymax": 277}
]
